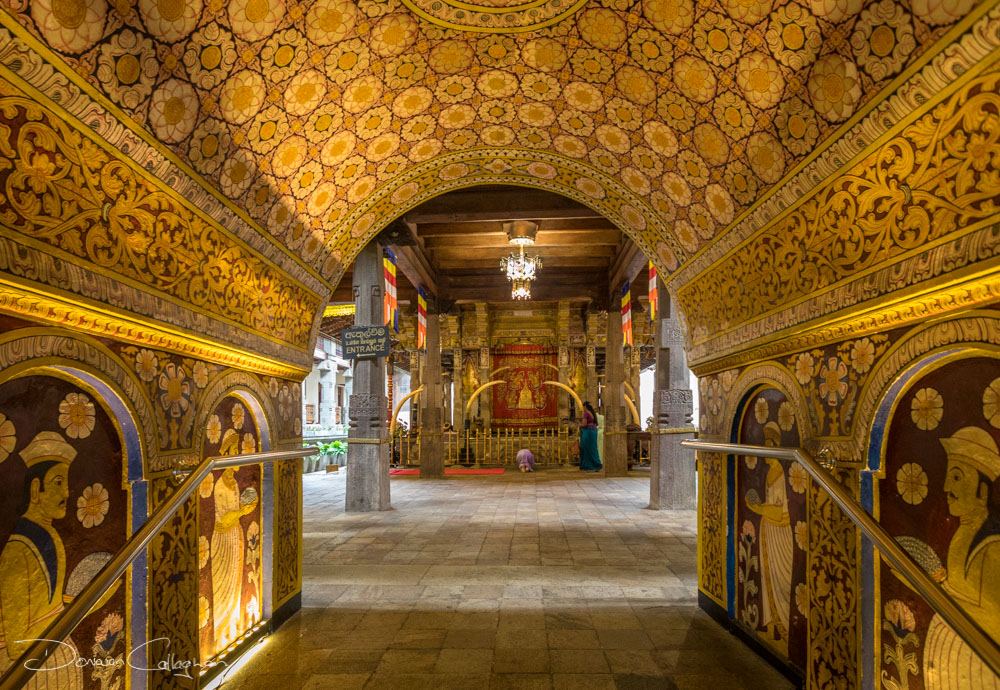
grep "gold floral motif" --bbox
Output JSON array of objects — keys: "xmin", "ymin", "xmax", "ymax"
[
  {"xmin": 983, "ymin": 377, "xmax": 1000, "ymax": 428},
  {"xmin": 0, "ymin": 413, "xmax": 14, "ymax": 463},
  {"xmin": 58, "ymin": 391, "xmax": 96, "ymax": 439},
  {"xmin": 896, "ymin": 462, "xmax": 928, "ymax": 505},
  {"xmin": 0, "ymin": 83, "xmax": 319, "ymax": 350},
  {"xmin": 77, "ymin": 483, "xmax": 110, "ymax": 528},
  {"xmin": 679, "ymin": 66, "xmax": 1000, "ymax": 345},
  {"xmin": 910, "ymin": 387, "xmax": 944, "ymax": 431}
]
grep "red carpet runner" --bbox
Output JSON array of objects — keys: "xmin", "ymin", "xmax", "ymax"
[{"xmin": 389, "ymin": 468, "xmax": 506, "ymax": 475}]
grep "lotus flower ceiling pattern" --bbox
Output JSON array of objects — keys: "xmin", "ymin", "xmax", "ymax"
[{"xmin": 3, "ymin": 0, "xmax": 972, "ymax": 280}]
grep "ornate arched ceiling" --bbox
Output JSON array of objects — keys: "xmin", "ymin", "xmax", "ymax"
[{"xmin": 0, "ymin": 0, "xmax": 976, "ymax": 287}]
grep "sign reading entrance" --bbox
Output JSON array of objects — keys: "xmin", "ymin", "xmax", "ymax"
[{"xmin": 342, "ymin": 325, "xmax": 391, "ymax": 359}]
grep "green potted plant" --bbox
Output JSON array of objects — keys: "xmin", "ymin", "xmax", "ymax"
[{"xmin": 327, "ymin": 440, "xmax": 347, "ymax": 469}]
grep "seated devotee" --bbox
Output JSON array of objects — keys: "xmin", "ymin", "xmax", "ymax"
[{"xmin": 517, "ymin": 448, "xmax": 536, "ymax": 472}]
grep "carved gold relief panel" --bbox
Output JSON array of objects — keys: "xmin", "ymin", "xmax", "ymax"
[
  {"xmin": 0, "ymin": 69, "xmax": 321, "ymax": 353},
  {"xmin": 681, "ymin": 56, "xmax": 1000, "ymax": 358}
]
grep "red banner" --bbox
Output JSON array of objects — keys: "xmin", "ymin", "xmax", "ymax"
[{"xmin": 491, "ymin": 345, "xmax": 559, "ymax": 428}]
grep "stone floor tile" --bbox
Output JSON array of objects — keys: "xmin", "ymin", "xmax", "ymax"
[
  {"xmin": 300, "ymin": 673, "xmax": 369, "ymax": 690},
  {"xmin": 553, "ymin": 674, "xmax": 617, "ymax": 690},
  {"xmin": 490, "ymin": 673, "xmax": 554, "ymax": 690},
  {"xmin": 443, "ymin": 628, "xmax": 497, "ymax": 648},
  {"xmin": 435, "ymin": 648, "xmax": 494, "ymax": 673},
  {"xmin": 550, "ymin": 649, "xmax": 611, "ymax": 674},
  {"xmin": 224, "ymin": 470, "xmax": 793, "ymax": 690},
  {"xmin": 374, "ymin": 648, "xmax": 439, "ymax": 674},
  {"xmin": 494, "ymin": 648, "xmax": 550, "ymax": 674},
  {"xmin": 604, "ymin": 650, "xmax": 664, "ymax": 676}
]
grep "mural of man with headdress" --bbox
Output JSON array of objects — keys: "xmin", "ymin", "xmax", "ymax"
[
  {"xmin": 922, "ymin": 426, "xmax": 1000, "ymax": 689},
  {"xmin": 0, "ymin": 431, "xmax": 83, "ymax": 689},
  {"xmin": 745, "ymin": 421, "xmax": 793, "ymax": 654}
]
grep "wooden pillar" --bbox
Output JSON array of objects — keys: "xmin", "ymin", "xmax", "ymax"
[
  {"xmin": 452, "ymin": 348, "xmax": 464, "ymax": 431},
  {"xmin": 478, "ymin": 346, "xmax": 491, "ymax": 428},
  {"xmin": 345, "ymin": 240, "xmax": 391, "ymax": 512},
  {"xmin": 408, "ymin": 349, "xmax": 420, "ymax": 428},
  {"xmin": 649, "ymin": 283, "xmax": 696, "ymax": 509},
  {"xmin": 585, "ymin": 345, "xmax": 598, "ymax": 409},
  {"xmin": 419, "ymin": 311, "xmax": 444, "ymax": 477},
  {"xmin": 604, "ymin": 301, "xmax": 628, "ymax": 476}
]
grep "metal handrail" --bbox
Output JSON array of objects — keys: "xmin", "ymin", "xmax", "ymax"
[
  {"xmin": 0, "ymin": 446, "xmax": 317, "ymax": 690},
  {"xmin": 682, "ymin": 439, "xmax": 1000, "ymax": 680}
]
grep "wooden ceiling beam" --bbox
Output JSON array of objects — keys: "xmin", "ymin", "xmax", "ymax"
[
  {"xmin": 437, "ymin": 256, "xmax": 611, "ymax": 270},
  {"xmin": 449, "ymin": 283, "xmax": 605, "ymax": 304},
  {"xmin": 407, "ymin": 190, "xmax": 600, "ymax": 224},
  {"xmin": 393, "ymin": 231, "xmax": 440, "ymax": 298},
  {"xmin": 609, "ymin": 238, "xmax": 648, "ymax": 295},
  {"xmin": 430, "ymin": 246, "xmax": 616, "ymax": 260},
  {"xmin": 423, "ymin": 230, "xmax": 621, "ymax": 249},
  {"xmin": 416, "ymin": 218, "xmax": 618, "ymax": 236}
]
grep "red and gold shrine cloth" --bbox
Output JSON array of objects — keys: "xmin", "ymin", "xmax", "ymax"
[{"xmin": 491, "ymin": 345, "xmax": 558, "ymax": 428}]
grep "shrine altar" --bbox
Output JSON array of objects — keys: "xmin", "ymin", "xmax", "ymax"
[{"xmin": 491, "ymin": 345, "xmax": 559, "ymax": 428}]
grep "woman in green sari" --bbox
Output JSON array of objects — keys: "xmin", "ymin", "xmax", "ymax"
[{"xmin": 579, "ymin": 401, "xmax": 603, "ymax": 472}]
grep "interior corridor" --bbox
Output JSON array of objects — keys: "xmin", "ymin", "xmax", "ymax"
[{"xmin": 221, "ymin": 470, "xmax": 792, "ymax": 690}]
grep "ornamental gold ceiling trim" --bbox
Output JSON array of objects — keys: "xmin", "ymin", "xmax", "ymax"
[
  {"xmin": 687, "ymin": 246, "xmax": 1000, "ymax": 377},
  {"xmin": 679, "ymin": 46, "xmax": 1000, "ymax": 355},
  {"xmin": 671, "ymin": 0, "xmax": 1000, "ymax": 286},
  {"xmin": 0, "ymin": 13, "xmax": 331, "ymax": 292},
  {"xmin": 398, "ymin": 0, "xmax": 589, "ymax": 33},
  {"xmin": 0, "ymin": 0, "xmax": 976, "ymax": 288},
  {"xmin": 0, "ymin": 281, "xmax": 311, "ymax": 380},
  {"xmin": 0, "ymin": 65, "xmax": 322, "ymax": 356}
]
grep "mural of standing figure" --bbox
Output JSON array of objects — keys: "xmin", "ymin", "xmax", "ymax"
[
  {"xmin": 0, "ymin": 432, "xmax": 82, "ymax": 689},
  {"xmin": 745, "ymin": 422, "xmax": 793, "ymax": 655},
  {"xmin": 922, "ymin": 426, "xmax": 1000, "ymax": 689},
  {"xmin": 211, "ymin": 430, "xmax": 259, "ymax": 650}
]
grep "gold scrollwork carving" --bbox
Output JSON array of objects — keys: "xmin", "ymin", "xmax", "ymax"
[
  {"xmin": 680, "ymin": 62, "xmax": 1000, "ymax": 354},
  {"xmin": 0, "ymin": 78, "xmax": 321, "ymax": 350}
]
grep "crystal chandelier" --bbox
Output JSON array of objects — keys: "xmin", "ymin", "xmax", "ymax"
[
  {"xmin": 511, "ymin": 278, "xmax": 532, "ymax": 300},
  {"xmin": 500, "ymin": 221, "xmax": 542, "ymax": 299},
  {"xmin": 500, "ymin": 245, "xmax": 542, "ymax": 282}
]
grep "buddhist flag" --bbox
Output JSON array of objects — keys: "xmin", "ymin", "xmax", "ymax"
[
  {"xmin": 417, "ymin": 285, "xmax": 427, "ymax": 351},
  {"xmin": 621, "ymin": 281, "xmax": 633, "ymax": 348},
  {"xmin": 383, "ymin": 248, "xmax": 399, "ymax": 332},
  {"xmin": 648, "ymin": 261, "xmax": 658, "ymax": 324}
]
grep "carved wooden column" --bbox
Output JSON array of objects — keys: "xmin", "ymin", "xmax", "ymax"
[
  {"xmin": 346, "ymin": 240, "xmax": 391, "ymax": 512},
  {"xmin": 604, "ymin": 301, "xmax": 628, "ymax": 476},
  {"xmin": 628, "ymin": 346, "xmax": 641, "ymax": 427},
  {"xmin": 408, "ymin": 349, "xmax": 420, "ymax": 428},
  {"xmin": 557, "ymin": 301, "xmax": 571, "ymax": 420},
  {"xmin": 585, "ymin": 345, "xmax": 598, "ymax": 409},
  {"xmin": 419, "ymin": 311, "xmax": 444, "ymax": 477},
  {"xmin": 478, "ymin": 346, "xmax": 491, "ymax": 428},
  {"xmin": 649, "ymin": 284, "xmax": 696, "ymax": 509},
  {"xmin": 452, "ymin": 348, "xmax": 464, "ymax": 431}
]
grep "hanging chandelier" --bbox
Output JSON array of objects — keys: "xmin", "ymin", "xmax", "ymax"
[{"xmin": 500, "ymin": 220, "xmax": 542, "ymax": 299}]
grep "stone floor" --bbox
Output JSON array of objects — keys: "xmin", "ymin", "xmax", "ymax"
[{"xmin": 220, "ymin": 467, "xmax": 792, "ymax": 690}]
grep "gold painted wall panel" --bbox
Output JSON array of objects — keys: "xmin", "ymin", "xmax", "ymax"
[
  {"xmin": 680, "ymin": 57, "xmax": 1000, "ymax": 355},
  {"xmin": 0, "ymin": 72, "xmax": 321, "ymax": 353}
]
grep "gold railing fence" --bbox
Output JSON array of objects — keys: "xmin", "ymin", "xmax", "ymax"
[{"xmin": 394, "ymin": 427, "xmax": 574, "ymax": 466}]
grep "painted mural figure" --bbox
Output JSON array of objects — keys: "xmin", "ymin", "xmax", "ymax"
[
  {"xmin": 0, "ymin": 432, "xmax": 82, "ymax": 689},
  {"xmin": 211, "ymin": 430, "xmax": 259, "ymax": 650},
  {"xmin": 922, "ymin": 426, "xmax": 1000, "ymax": 689},
  {"xmin": 745, "ymin": 422, "xmax": 793, "ymax": 654}
]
